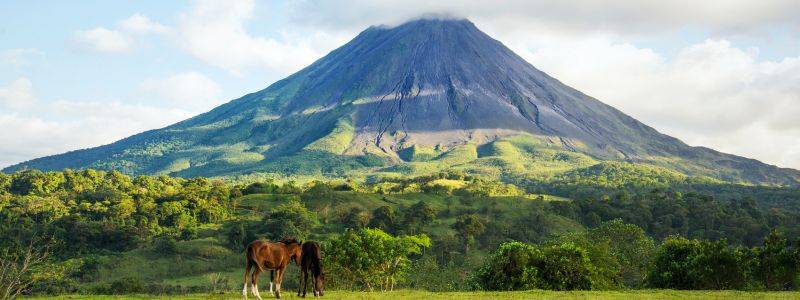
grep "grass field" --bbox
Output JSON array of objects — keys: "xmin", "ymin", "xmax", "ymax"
[{"xmin": 27, "ymin": 290, "xmax": 800, "ymax": 300}]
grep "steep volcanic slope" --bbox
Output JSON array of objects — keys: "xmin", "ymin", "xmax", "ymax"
[{"xmin": 5, "ymin": 18, "xmax": 799, "ymax": 185}]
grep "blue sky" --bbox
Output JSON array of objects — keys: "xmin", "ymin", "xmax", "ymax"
[{"xmin": 1, "ymin": 0, "xmax": 799, "ymax": 169}]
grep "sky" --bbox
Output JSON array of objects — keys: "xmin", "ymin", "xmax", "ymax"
[{"xmin": 1, "ymin": 0, "xmax": 799, "ymax": 169}]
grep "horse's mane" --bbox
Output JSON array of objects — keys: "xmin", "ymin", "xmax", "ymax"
[{"xmin": 278, "ymin": 238, "xmax": 300, "ymax": 245}]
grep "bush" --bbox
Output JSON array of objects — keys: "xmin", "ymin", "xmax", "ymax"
[
  {"xmin": 153, "ymin": 236, "xmax": 178, "ymax": 254},
  {"xmin": 243, "ymin": 181, "xmax": 279, "ymax": 195},
  {"xmin": 549, "ymin": 219, "xmax": 654, "ymax": 288},
  {"xmin": 107, "ymin": 277, "xmax": 146, "ymax": 294},
  {"xmin": 473, "ymin": 241, "xmax": 597, "ymax": 291},
  {"xmin": 226, "ymin": 221, "xmax": 248, "ymax": 250},
  {"xmin": 325, "ymin": 228, "xmax": 430, "ymax": 291},
  {"xmin": 754, "ymin": 231, "xmax": 800, "ymax": 290},
  {"xmin": 648, "ymin": 236, "xmax": 747, "ymax": 289}
]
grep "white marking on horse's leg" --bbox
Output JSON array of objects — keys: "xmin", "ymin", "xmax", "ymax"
[
  {"xmin": 270, "ymin": 281, "xmax": 274, "ymax": 295},
  {"xmin": 253, "ymin": 283, "xmax": 262, "ymax": 300},
  {"xmin": 243, "ymin": 282, "xmax": 248, "ymax": 298}
]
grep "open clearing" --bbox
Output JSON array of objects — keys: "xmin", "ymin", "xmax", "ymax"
[{"xmin": 27, "ymin": 290, "xmax": 800, "ymax": 299}]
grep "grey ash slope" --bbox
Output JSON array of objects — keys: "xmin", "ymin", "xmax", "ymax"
[{"xmin": 5, "ymin": 18, "xmax": 799, "ymax": 185}]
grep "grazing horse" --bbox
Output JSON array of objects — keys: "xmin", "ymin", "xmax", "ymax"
[
  {"xmin": 297, "ymin": 241, "xmax": 324, "ymax": 297},
  {"xmin": 243, "ymin": 238, "xmax": 302, "ymax": 299}
]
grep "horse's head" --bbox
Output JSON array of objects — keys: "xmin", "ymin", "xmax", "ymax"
[{"xmin": 279, "ymin": 238, "xmax": 303, "ymax": 265}]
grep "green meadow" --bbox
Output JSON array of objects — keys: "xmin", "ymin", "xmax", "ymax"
[{"xmin": 27, "ymin": 290, "xmax": 800, "ymax": 300}]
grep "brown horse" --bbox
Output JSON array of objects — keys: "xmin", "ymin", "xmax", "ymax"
[
  {"xmin": 243, "ymin": 238, "xmax": 302, "ymax": 299},
  {"xmin": 297, "ymin": 241, "xmax": 324, "ymax": 297}
]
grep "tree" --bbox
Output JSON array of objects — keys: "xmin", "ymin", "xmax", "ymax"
[
  {"xmin": 452, "ymin": 214, "xmax": 485, "ymax": 253},
  {"xmin": 261, "ymin": 200, "xmax": 320, "ymax": 240},
  {"xmin": 590, "ymin": 219, "xmax": 655, "ymax": 288},
  {"xmin": 243, "ymin": 181, "xmax": 279, "ymax": 195},
  {"xmin": 341, "ymin": 207, "xmax": 370, "ymax": 230},
  {"xmin": 0, "ymin": 237, "xmax": 50, "ymax": 299},
  {"xmin": 368, "ymin": 206, "xmax": 399, "ymax": 234},
  {"xmin": 755, "ymin": 230, "xmax": 799, "ymax": 290},
  {"xmin": 325, "ymin": 228, "xmax": 430, "ymax": 291},
  {"xmin": 473, "ymin": 241, "xmax": 541, "ymax": 290},
  {"xmin": 9, "ymin": 170, "xmax": 63, "ymax": 196},
  {"xmin": 226, "ymin": 222, "xmax": 248, "ymax": 250},
  {"xmin": 403, "ymin": 201, "xmax": 436, "ymax": 234}
]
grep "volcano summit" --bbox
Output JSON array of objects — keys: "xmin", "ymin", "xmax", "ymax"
[{"xmin": 6, "ymin": 18, "xmax": 799, "ymax": 185}]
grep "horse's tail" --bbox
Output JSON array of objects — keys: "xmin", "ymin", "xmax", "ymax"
[
  {"xmin": 245, "ymin": 242, "xmax": 264, "ymax": 273},
  {"xmin": 243, "ymin": 243, "xmax": 252, "ymax": 297}
]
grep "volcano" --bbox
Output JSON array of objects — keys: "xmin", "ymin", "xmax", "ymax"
[{"xmin": 5, "ymin": 18, "xmax": 799, "ymax": 185}]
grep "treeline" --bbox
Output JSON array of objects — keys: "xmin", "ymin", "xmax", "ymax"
[
  {"xmin": 476, "ymin": 222, "xmax": 800, "ymax": 291},
  {"xmin": 549, "ymin": 189, "xmax": 800, "ymax": 246},
  {"xmin": 0, "ymin": 169, "xmax": 234, "ymax": 257},
  {"xmin": 2, "ymin": 168, "xmax": 800, "ymax": 294}
]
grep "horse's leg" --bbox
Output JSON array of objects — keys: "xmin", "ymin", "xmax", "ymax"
[
  {"xmin": 312, "ymin": 273, "xmax": 318, "ymax": 297},
  {"xmin": 274, "ymin": 267, "xmax": 284, "ymax": 299},
  {"xmin": 243, "ymin": 260, "xmax": 251, "ymax": 299},
  {"xmin": 252, "ymin": 268, "xmax": 263, "ymax": 300},
  {"xmin": 297, "ymin": 267, "xmax": 303, "ymax": 297},
  {"xmin": 269, "ymin": 270, "xmax": 275, "ymax": 296},
  {"xmin": 300, "ymin": 268, "xmax": 308, "ymax": 297},
  {"xmin": 298, "ymin": 267, "xmax": 307, "ymax": 297}
]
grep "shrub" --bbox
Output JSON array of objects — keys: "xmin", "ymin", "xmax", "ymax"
[
  {"xmin": 473, "ymin": 241, "xmax": 597, "ymax": 291},
  {"xmin": 754, "ymin": 231, "xmax": 800, "ymax": 290},
  {"xmin": 153, "ymin": 236, "xmax": 178, "ymax": 254},
  {"xmin": 226, "ymin": 221, "xmax": 248, "ymax": 250},
  {"xmin": 107, "ymin": 277, "xmax": 146, "ymax": 294},
  {"xmin": 648, "ymin": 236, "xmax": 747, "ymax": 289},
  {"xmin": 325, "ymin": 228, "xmax": 430, "ymax": 291},
  {"xmin": 243, "ymin": 181, "xmax": 279, "ymax": 195}
]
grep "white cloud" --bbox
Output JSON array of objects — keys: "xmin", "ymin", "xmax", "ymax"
[
  {"xmin": 0, "ymin": 77, "xmax": 36, "ymax": 110},
  {"xmin": 70, "ymin": 27, "xmax": 133, "ymax": 53},
  {"xmin": 0, "ymin": 48, "xmax": 43, "ymax": 68},
  {"xmin": 176, "ymin": 0, "xmax": 340, "ymax": 75},
  {"xmin": 508, "ymin": 35, "xmax": 800, "ymax": 168},
  {"xmin": 139, "ymin": 72, "xmax": 223, "ymax": 111},
  {"xmin": 0, "ymin": 79, "xmax": 193, "ymax": 168},
  {"xmin": 290, "ymin": 0, "xmax": 800, "ymax": 36},
  {"xmin": 119, "ymin": 13, "xmax": 170, "ymax": 35}
]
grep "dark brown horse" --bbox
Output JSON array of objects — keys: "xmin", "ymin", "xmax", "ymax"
[
  {"xmin": 243, "ymin": 238, "xmax": 302, "ymax": 299},
  {"xmin": 297, "ymin": 241, "xmax": 324, "ymax": 297}
]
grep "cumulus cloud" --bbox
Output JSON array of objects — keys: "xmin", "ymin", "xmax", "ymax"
[
  {"xmin": 507, "ymin": 35, "xmax": 800, "ymax": 168},
  {"xmin": 139, "ymin": 72, "xmax": 223, "ymax": 111},
  {"xmin": 289, "ymin": 0, "xmax": 800, "ymax": 36},
  {"xmin": 70, "ymin": 27, "xmax": 133, "ymax": 53},
  {"xmin": 176, "ymin": 0, "xmax": 342, "ymax": 75},
  {"xmin": 0, "ymin": 79, "xmax": 194, "ymax": 168},
  {"xmin": 0, "ymin": 77, "xmax": 37, "ymax": 109},
  {"xmin": 0, "ymin": 48, "xmax": 43, "ymax": 68},
  {"xmin": 119, "ymin": 13, "xmax": 171, "ymax": 35}
]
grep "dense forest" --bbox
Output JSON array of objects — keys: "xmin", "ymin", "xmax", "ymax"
[{"xmin": 0, "ymin": 169, "xmax": 799, "ymax": 296}]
